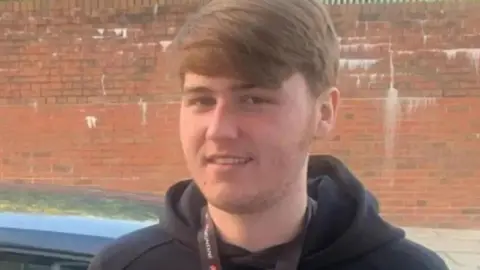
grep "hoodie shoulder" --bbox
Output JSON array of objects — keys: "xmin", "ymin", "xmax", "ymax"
[
  {"xmin": 87, "ymin": 224, "xmax": 174, "ymax": 270},
  {"xmin": 365, "ymin": 238, "xmax": 449, "ymax": 270}
]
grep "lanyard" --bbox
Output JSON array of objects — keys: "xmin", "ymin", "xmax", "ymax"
[{"xmin": 197, "ymin": 200, "xmax": 315, "ymax": 270}]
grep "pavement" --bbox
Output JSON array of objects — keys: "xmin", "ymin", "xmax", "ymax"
[{"xmin": 404, "ymin": 227, "xmax": 480, "ymax": 270}]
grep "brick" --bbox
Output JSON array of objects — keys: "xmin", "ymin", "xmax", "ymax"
[
  {"xmin": 0, "ymin": 1, "xmax": 478, "ymax": 229},
  {"xmin": 462, "ymin": 208, "xmax": 480, "ymax": 215}
]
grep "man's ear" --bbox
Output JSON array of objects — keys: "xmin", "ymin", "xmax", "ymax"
[{"xmin": 314, "ymin": 87, "xmax": 340, "ymax": 140}]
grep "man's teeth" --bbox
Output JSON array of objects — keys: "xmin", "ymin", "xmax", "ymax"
[{"xmin": 210, "ymin": 157, "xmax": 250, "ymax": 165}]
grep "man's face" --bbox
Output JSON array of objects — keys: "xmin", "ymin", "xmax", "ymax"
[{"xmin": 179, "ymin": 72, "xmax": 337, "ymax": 214}]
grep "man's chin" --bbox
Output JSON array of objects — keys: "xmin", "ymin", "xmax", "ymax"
[
  {"xmin": 208, "ymin": 200, "xmax": 259, "ymax": 215},
  {"xmin": 204, "ymin": 189, "xmax": 273, "ymax": 215}
]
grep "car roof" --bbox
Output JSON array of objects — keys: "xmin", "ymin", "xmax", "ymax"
[{"xmin": 0, "ymin": 183, "xmax": 164, "ymax": 256}]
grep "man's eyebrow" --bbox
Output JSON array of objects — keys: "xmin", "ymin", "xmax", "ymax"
[
  {"xmin": 230, "ymin": 82, "xmax": 256, "ymax": 91},
  {"xmin": 183, "ymin": 86, "xmax": 213, "ymax": 94},
  {"xmin": 183, "ymin": 82, "xmax": 258, "ymax": 94}
]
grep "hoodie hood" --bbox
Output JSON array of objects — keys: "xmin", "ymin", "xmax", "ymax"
[{"xmin": 162, "ymin": 155, "xmax": 405, "ymax": 268}]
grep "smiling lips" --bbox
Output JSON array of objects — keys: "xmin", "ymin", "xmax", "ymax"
[{"xmin": 205, "ymin": 155, "xmax": 253, "ymax": 166}]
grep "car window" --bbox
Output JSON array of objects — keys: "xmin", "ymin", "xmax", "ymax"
[{"xmin": 0, "ymin": 251, "xmax": 89, "ymax": 270}]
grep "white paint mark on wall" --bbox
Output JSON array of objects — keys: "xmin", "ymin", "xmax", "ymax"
[
  {"xmin": 85, "ymin": 116, "xmax": 97, "ymax": 129},
  {"xmin": 341, "ymin": 44, "xmax": 362, "ymax": 52},
  {"xmin": 368, "ymin": 73, "xmax": 378, "ymax": 88},
  {"xmin": 349, "ymin": 73, "xmax": 386, "ymax": 84},
  {"xmin": 101, "ymin": 74, "xmax": 106, "ymax": 95},
  {"xmin": 340, "ymin": 43, "xmax": 388, "ymax": 52},
  {"xmin": 443, "ymin": 48, "xmax": 480, "ymax": 75},
  {"xmin": 93, "ymin": 28, "xmax": 104, "ymax": 39},
  {"xmin": 339, "ymin": 58, "xmax": 379, "ymax": 71},
  {"xmin": 397, "ymin": 50, "xmax": 414, "ymax": 55},
  {"xmin": 153, "ymin": 3, "xmax": 159, "ymax": 15},
  {"xmin": 404, "ymin": 97, "xmax": 437, "ymax": 114},
  {"xmin": 363, "ymin": 43, "xmax": 387, "ymax": 50},
  {"xmin": 135, "ymin": 42, "xmax": 157, "ymax": 47},
  {"xmin": 383, "ymin": 39, "xmax": 398, "ymax": 185},
  {"xmin": 167, "ymin": 27, "xmax": 176, "ymax": 35},
  {"xmin": 381, "ymin": 39, "xmax": 439, "ymax": 183},
  {"xmin": 444, "ymin": 49, "xmax": 460, "ymax": 60},
  {"xmin": 419, "ymin": 20, "xmax": 428, "ymax": 46},
  {"xmin": 138, "ymin": 99, "xmax": 148, "ymax": 125},
  {"xmin": 384, "ymin": 87, "xmax": 398, "ymax": 157},
  {"xmin": 423, "ymin": 35, "xmax": 431, "ymax": 46},
  {"xmin": 113, "ymin": 28, "xmax": 128, "ymax": 39},
  {"xmin": 31, "ymin": 100, "xmax": 38, "ymax": 112},
  {"xmin": 94, "ymin": 28, "xmax": 127, "ymax": 39},
  {"xmin": 388, "ymin": 42, "xmax": 395, "ymax": 91},
  {"xmin": 160, "ymin": 40, "xmax": 172, "ymax": 52},
  {"xmin": 343, "ymin": 36, "xmax": 367, "ymax": 41},
  {"xmin": 349, "ymin": 74, "xmax": 361, "ymax": 88},
  {"xmin": 368, "ymin": 73, "xmax": 387, "ymax": 88},
  {"xmin": 354, "ymin": 21, "xmax": 360, "ymax": 37},
  {"xmin": 341, "ymin": 36, "xmax": 383, "ymax": 42}
]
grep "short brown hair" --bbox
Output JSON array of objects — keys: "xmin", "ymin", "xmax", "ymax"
[{"xmin": 170, "ymin": 0, "xmax": 340, "ymax": 96}]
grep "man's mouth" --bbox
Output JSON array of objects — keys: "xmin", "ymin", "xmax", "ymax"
[{"xmin": 205, "ymin": 155, "xmax": 253, "ymax": 165}]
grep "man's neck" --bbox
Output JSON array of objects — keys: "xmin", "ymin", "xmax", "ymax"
[{"xmin": 207, "ymin": 184, "xmax": 308, "ymax": 253}]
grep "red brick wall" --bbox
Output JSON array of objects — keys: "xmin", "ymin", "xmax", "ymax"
[{"xmin": 0, "ymin": 1, "xmax": 479, "ymax": 229}]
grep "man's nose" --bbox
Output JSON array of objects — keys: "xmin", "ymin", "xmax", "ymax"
[{"xmin": 205, "ymin": 104, "xmax": 239, "ymax": 140}]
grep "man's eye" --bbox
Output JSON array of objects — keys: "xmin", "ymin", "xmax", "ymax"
[
  {"xmin": 240, "ymin": 96, "xmax": 269, "ymax": 105},
  {"xmin": 186, "ymin": 97, "xmax": 216, "ymax": 107}
]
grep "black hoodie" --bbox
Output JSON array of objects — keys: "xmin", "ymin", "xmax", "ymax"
[{"xmin": 88, "ymin": 155, "xmax": 449, "ymax": 270}]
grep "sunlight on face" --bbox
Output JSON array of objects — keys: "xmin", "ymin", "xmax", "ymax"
[{"xmin": 179, "ymin": 73, "xmax": 326, "ymax": 214}]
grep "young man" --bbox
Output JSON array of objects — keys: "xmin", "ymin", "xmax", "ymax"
[{"xmin": 88, "ymin": 0, "xmax": 449, "ymax": 269}]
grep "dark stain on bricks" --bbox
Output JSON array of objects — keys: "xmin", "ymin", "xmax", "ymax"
[
  {"xmin": 331, "ymin": 135, "xmax": 341, "ymax": 141},
  {"xmin": 344, "ymin": 113, "xmax": 355, "ymax": 120},
  {"xmin": 439, "ymin": 178, "xmax": 450, "ymax": 185},
  {"xmin": 462, "ymin": 208, "xmax": 480, "ymax": 215},
  {"xmin": 74, "ymin": 179, "xmax": 94, "ymax": 186},
  {"xmin": 416, "ymin": 200, "xmax": 428, "ymax": 207},
  {"xmin": 432, "ymin": 142, "xmax": 447, "ymax": 148},
  {"xmin": 406, "ymin": 12, "xmax": 428, "ymax": 20},
  {"xmin": 52, "ymin": 164, "xmax": 73, "ymax": 173},
  {"xmin": 396, "ymin": 161, "xmax": 418, "ymax": 170},
  {"xmin": 32, "ymin": 151, "xmax": 52, "ymax": 158},
  {"xmin": 362, "ymin": 171, "xmax": 377, "ymax": 178}
]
